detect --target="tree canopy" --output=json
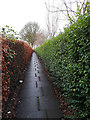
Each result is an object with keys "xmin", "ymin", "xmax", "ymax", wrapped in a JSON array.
[{"xmin": 20, "ymin": 22, "xmax": 40, "ymax": 47}]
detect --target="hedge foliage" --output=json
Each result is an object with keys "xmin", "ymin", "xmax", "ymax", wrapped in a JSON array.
[
  {"xmin": 2, "ymin": 38, "xmax": 33, "ymax": 116},
  {"xmin": 35, "ymin": 15, "xmax": 90, "ymax": 119}
]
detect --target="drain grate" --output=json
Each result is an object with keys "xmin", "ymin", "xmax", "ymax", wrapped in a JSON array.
[
  {"xmin": 45, "ymin": 110, "xmax": 48, "ymax": 118},
  {"xmin": 41, "ymin": 87, "xmax": 44, "ymax": 96},
  {"xmin": 38, "ymin": 76, "xmax": 40, "ymax": 81},
  {"xmin": 36, "ymin": 81, "xmax": 38, "ymax": 88},
  {"xmin": 35, "ymin": 73, "xmax": 37, "ymax": 77},
  {"xmin": 37, "ymin": 96, "xmax": 40, "ymax": 111}
]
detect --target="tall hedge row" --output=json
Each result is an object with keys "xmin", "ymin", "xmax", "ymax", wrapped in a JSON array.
[
  {"xmin": 2, "ymin": 38, "xmax": 33, "ymax": 117},
  {"xmin": 35, "ymin": 15, "xmax": 90, "ymax": 119}
]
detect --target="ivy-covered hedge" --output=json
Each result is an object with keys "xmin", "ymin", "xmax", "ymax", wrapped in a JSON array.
[
  {"xmin": 35, "ymin": 15, "xmax": 90, "ymax": 119},
  {"xmin": 2, "ymin": 38, "xmax": 33, "ymax": 117}
]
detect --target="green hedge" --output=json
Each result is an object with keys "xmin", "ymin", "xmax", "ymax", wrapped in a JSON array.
[{"xmin": 35, "ymin": 15, "xmax": 90, "ymax": 119}]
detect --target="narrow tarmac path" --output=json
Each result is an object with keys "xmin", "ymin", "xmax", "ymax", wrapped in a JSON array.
[{"xmin": 15, "ymin": 52, "xmax": 64, "ymax": 118}]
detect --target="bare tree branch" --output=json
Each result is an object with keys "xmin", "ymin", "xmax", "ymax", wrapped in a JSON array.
[
  {"xmin": 49, "ymin": 5, "xmax": 76, "ymax": 13},
  {"xmin": 20, "ymin": 22, "xmax": 40, "ymax": 47},
  {"xmin": 45, "ymin": 0, "xmax": 88, "ymax": 38},
  {"xmin": 45, "ymin": 4, "xmax": 76, "ymax": 13},
  {"xmin": 62, "ymin": 0, "xmax": 71, "ymax": 19}
]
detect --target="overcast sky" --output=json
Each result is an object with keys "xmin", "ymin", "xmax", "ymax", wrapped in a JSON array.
[
  {"xmin": 0, "ymin": 0, "xmax": 79, "ymax": 34},
  {"xmin": 0, "ymin": 0, "xmax": 47, "ymax": 33}
]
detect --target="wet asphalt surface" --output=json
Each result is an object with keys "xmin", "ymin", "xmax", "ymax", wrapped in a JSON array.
[{"xmin": 15, "ymin": 52, "xmax": 64, "ymax": 118}]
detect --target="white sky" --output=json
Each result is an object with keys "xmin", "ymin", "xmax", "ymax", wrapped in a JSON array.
[
  {"xmin": 0, "ymin": 0, "xmax": 47, "ymax": 33},
  {"xmin": 0, "ymin": 0, "xmax": 81, "ymax": 34}
]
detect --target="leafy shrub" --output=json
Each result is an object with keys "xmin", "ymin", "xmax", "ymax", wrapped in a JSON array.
[
  {"xmin": 35, "ymin": 14, "xmax": 90, "ymax": 119},
  {"xmin": 2, "ymin": 38, "xmax": 33, "ymax": 117}
]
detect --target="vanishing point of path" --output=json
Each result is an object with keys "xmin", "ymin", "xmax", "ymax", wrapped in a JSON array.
[{"xmin": 15, "ymin": 52, "xmax": 64, "ymax": 119}]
